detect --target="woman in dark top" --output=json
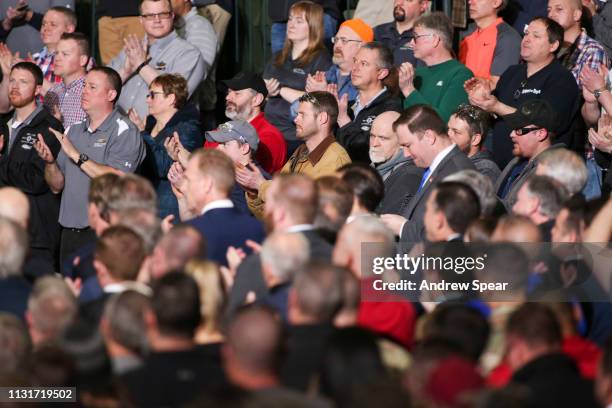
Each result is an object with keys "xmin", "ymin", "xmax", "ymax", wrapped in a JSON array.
[
  {"xmin": 131, "ymin": 74, "xmax": 203, "ymax": 219},
  {"xmin": 263, "ymin": 0, "xmax": 332, "ymax": 156}
]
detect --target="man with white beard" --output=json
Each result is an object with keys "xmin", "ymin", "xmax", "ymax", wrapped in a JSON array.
[
  {"xmin": 219, "ymin": 71, "xmax": 287, "ymax": 174},
  {"xmin": 369, "ymin": 111, "xmax": 422, "ymax": 215}
]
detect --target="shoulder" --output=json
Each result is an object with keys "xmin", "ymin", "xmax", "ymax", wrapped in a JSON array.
[
  {"xmin": 497, "ymin": 22, "xmax": 522, "ymax": 41},
  {"xmin": 374, "ymin": 22, "xmax": 394, "ymax": 36},
  {"xmin": 168, "ymin": 35, "xmax": 201, "ymax": 55},
  {"xmin": 326, "ymin": 142, "xmax": 351, "ymax": 161}
]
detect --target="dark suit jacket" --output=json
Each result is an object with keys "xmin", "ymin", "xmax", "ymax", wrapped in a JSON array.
[
  {"xmin": 0, "ymin": 276, "xmax": 31, "ymax": 320},
  {"xmin": 399, "ymin": 146, "xmax": 475, "ymax": 244},
  {"xmin": 187, "ymin": 206, "xmax": 265, "ymax": 266},
  {"xmin": 376, "ymin": 160, "xmax": 423, "ymax": 215},
  {"xmin": 226, "ymin": 228, "xmax": 332, "ymax": 320}
]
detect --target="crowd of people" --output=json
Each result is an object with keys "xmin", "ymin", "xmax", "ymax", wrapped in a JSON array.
[{"xmin": 1, "ymin": 0, "xmax": 612, "ymax": 406}]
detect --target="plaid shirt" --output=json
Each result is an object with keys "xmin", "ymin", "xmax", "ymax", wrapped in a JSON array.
[
  {"xmin": 43, "ymin": 76, "xmax": 87, "ymax": 128},
  {"xmin": 559, "ymin": 30, "xmax": 610, "ymax": 88},
  {"xmin": 33, "ymin": 47, "xmax": 62, "ymax": 86}
]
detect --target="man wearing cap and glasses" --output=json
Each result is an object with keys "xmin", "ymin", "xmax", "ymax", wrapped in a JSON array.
[
  {"xmin": 219, "ymin": 71, "xmax": 287, "ymax": 174},
  {"xmin": 495, "ymin": 99, "xmax": 566, "ymax": 209},
  {"xmin": 109, "ymin": 0, "xmax": 205, "ymax": 119}
]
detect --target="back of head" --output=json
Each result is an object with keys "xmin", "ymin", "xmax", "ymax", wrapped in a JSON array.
[
  {"xmin": 270, "ymin": 173, "xmax": 318, "ymax": 225},
  {"xmin": 103, "ymin": 290, "xmax": 150, "ymax": 356},
  {"xmin": 525, "ymin": 174, "xmax": 569, "ymax": 220},
  {"xmin": 537, "ymin": 148, "xmax": 587, "ymax": 196},
  {"xmin": 291, "ymin": 261, "xmax": 343, "ymax": 322},
  {"xmin": 340, "ymin": 163, "xmax": 385, "ymax": 213},
  {"xmin": 478, "ymin": 243, "xmax": 529, "ymax": 299},
  {"xmin": 115, "ymin": 208, "xmax": 162, "ymax": 253},
  {"xmin": 415, "ymin": 12, "xmax": 454, "ymax": 52},
  {"xmin": 444, "ymin": 169, "xmax": 497, "ymax": 216},
  {"xmin": 151, "ymin": 271, "xmax": 201, "ymax": 339},
  {"xmin": 225, "ymin": 305, "xmax": 283, "ymax": 375},
  {"xmin": 28, "ymin": 277, "xmax": 77, "ymax": 344},
  {"xmin": 261, "ymin": 231, "xmax": 310, "ymax": 284},
  {"xmin": 0, "ymin": 187, "xmax": 30, "ymax": 229},
  {"xmin": 506, "ymin": 303, "xmax": 562, "ymax": 349},
  {"xmin": 493, "ymin": 214, "xmax": 542, "ymax": 243},
  {"xmin": 422, "ymin": 303, "xmax": 490, "ymax": 362},
  {"xmin": 393, "ymin": 104, "xmax": 448, "ymax": 138},
  {"xmin": 191, "ymin": 149, "xmax": 236, "ymax": 196},
  {"xmin": 314, "ymin": 176, "xmax": 354, "ymax": 233},
  {"xmin": 107, "ymin": 174, "xmax": 157, "ymax": 216},
  {"xmin": 88, "ymin": 173, "xmax": 121, "ymax": 221},
  {"xmin": 432, "ymin": 182, "xmax": 481, "ymax": 235},
  {"xmin": 0, "ymin": 312, "xmax": 31, "ymax": 376},
  {"xmin": 94, "ymin": 225, "xmax": 146, "ymax": 282},
  {"xmin": 155, "ymin": 225, "xmax": 206, "ymax": 278},
  {"xmin": 0, "ymin": 217, "xmax": 28, "ymax": 279}
]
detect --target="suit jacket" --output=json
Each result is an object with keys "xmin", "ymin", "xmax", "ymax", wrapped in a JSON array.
[
  {"xmin": 376, "ymin": 160, "xmax": 423, "ymax": 215},
  {"xmin": 0, "ymin": 276, "xmax": 31, "ymax": 320},
  {"xmin": 187, "ymin": 207, "xmax": 265, "ymax": 266},
  {"xmin": 226, "ymin": 229, "xmax": 332, "ymax": 320},
  {"xmin": 399, "ymin": 145, "xmax": 475, "ymax": 244}
]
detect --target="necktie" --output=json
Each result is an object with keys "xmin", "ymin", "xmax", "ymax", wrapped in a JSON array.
[{"xmin": 418, "ymin": 167, "xmax": 431, "ymax": 192}]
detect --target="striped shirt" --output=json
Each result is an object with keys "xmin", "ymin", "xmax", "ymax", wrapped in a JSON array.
[
  {"xmin": 175, "ymin": 8, "xmax": 218, "ymax": 74},
  {"xmin": 559, "ymin": 30, "xmax": 610, "ymax": 89}
]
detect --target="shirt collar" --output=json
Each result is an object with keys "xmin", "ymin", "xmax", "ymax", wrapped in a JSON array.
[
  {"xmin": 477, "ymin": 17, "xmax": 503, "ymax": 33},
  {"xmin": 428, "ymin": 144, "xmax": 456, "ymax": 176},
  {"xmin": 63, "ymin": 75, "xmax": 86, "ymax": 91},
  {"xmin": 12, "ymin": 105, "xmax": 43, "ymax": 127},
  {"xmin": 104, "ymin": 281, "xmax": 152, "ymax": 296},
  {"xmin": 86, "ymin": 109, "xmax": 119, "ymax": 133},
  {"xmin": 293, "ymin": 136, "xmax": 336, "ymax": 166},
  {"xmin": 285, "ymin": 224, "xmax": 315, "ymax": 233},
  {"xmin": 149, "ymin": 30, "xmax": 178, "ymax": 53},
  {"xmin": 353, "ymin": 87, "xmax": 387, "ymax": 113},
  {"xmin": 201, "ymin": 199, "xmax": 234, "ymax": 215}
]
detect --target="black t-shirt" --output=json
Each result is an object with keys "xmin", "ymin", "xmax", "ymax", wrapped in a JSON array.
[
  {"xmin": 491, "ymin": 59, "xmax": 580, "ymax": 168},
  {"xmin": 263, "ymin": 50, "xmax": 332, "ymax": 141},
  {"xmin": 374, "ymin": 23, "xmax": 418, "ymax": 67}
]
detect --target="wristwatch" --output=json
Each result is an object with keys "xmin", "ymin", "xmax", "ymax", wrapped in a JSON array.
[
  {"xmin": 594, "ymin": 87, "xmax": 607, "ymax": 100},
  {"xmin": 76, "ymin": 153, "xmax": 89, "ymax": 168}
]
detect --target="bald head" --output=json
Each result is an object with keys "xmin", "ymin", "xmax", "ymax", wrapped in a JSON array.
[
  {"xmin": 370, "ymin": 111, "xmax": 402, "ymax": 164},
  {"xmin": 492, "ymin": 215, "xmax": 542, "ymax": 243},
  {"xmin": 151, "ymin": 225, "xmax": 205, "ymax": 279},
  {"xmin": 0, "ymin": 188, "xmax": 29, "ymax": 229},
  {"xmin": 266, "ymin": 174, "xmax": 318, "ymax": 227}
]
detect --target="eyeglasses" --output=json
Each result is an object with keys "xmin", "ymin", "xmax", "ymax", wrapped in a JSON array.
[
  {"xmin": 141, "ymin": 11, "xmax": 173, "ymax": 21},
  {"xmin": 411, "ymin": 33, "xmax": 435, "ymax": 42},
  {"xmin": 146, "ymin": 91, "xmax": 165, "ymax": 99},
  {"xmin": 514, "ymin": 126, "xmax": 542, "ymax": 136},
  {"xmin": 331, "ymin": 36, "xmax": 362, "ymax": 45}
]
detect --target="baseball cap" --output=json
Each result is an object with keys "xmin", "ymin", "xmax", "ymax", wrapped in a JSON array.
[
  {"xmin": 221, "ymin": 71, "xmax": 268, "ymax": 97},
  {"xmin": 339, "ymin": 18, "xmax": 374, "ymax": 42},
  {"xmin": 502, "ymin": 99, "xmax": 558, "ymax": 131},
  {"xmin": 205, "ymin": 120, "xmax": 259, "ymax": 152}
]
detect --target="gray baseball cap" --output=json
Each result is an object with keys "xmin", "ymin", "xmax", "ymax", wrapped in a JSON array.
[{"xmin": 205, "ymin": 120, "xmax": 259, "ymax": 152}]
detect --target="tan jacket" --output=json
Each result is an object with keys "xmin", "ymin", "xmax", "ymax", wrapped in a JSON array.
[{"xmin": 247, "ymin": 137, "xmax": 351, "ymax": 218}]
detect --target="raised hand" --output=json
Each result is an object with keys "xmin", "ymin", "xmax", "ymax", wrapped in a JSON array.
[
  {"xmin": 124, "ymin": 34, "xmax": 147, "ymax": 68},
  {"xmin": 305, "ymin": 71, "xmax": 328, "ymax": 92},
  {"xmin": 264, "ymin": 78, "xmax": 281, "ymax": 97},
  {"xmin": 48, "ymin": 127, "xmax": 78, "ymax": 161},
  {"xmin": 398, "ymin": 62, "xmax": 416, "ymax": 96},
  {"xmin": 164, "ymin": 131, "xmax": 190, "ymax": 167},
  {"xmin": 34, "ymin": 134, "xmax": 55, "ymax": 164},
  {"xmin": 0, "ymin": 43, "xmax": 12, "ymax": 75},
  {"xmin": 464, "ymin": 77, "xmax": 497, "ymax": 112},
  {"xmin": 235, "ymin": 161, "xmax": 266, "ymax": 192},
  {"xmin": 128, "ymin": 108, "xmax": 145, "ymax": 132},
  {"xmin": 168, "ymin": 161, "xmax": 186, "ymax": 198},
  {"xmin": 581, "ymin": 65, "xmax": 607, "ymax": 94},
  {"xmin": 589, "ymin": 113, "xmax": 612, "ymax": 153}
]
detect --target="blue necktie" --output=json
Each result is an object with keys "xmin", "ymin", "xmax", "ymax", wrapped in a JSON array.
[{"xmin": 418, "ymin": 167, "xmax": 431, "ymax": 192}]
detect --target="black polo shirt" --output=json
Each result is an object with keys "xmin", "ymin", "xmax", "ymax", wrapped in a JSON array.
[
  {"xmin": 374, "ymin": 22, "xmax": 418, "ymax": 66},
  {"xmin": 491, "ymin": 59, "xmax": 580, "ymax": 168}
]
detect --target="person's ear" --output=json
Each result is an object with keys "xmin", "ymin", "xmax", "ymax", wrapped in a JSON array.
[
  {"xmin": 93, "ymin": 259, "xmax": 110, "ymax": 283},
  {"xmin": 252, "ymin": 92, "xmax": 265, "ymax": 108},
  {"xmin": 423, "ymin": 129, "xmax": 437, "ymax": 145},
  {"xmin": 34, "ymin": 84, "xmax": 42, "ymax": 97},
  {"xmin": 550, "ymin": 40, "xmax": 560, "ymax": 54},
  {"xmin": 318, "ymin": 111, "xmax": 330, "ymax": 127},
  {"xmin": 107, "ymin": 89, "xmax": 118, "ymax": 103},
  {"xmin": 573, "ymin": 6, "xmax": 583, "ymax": 24},
  {"xmin": 79, "ymin": 55, "xmax": 89, "ymax": 69},
  {"xmin": 377, "ymin": 67, "xmax": 389, "ymax": 81},
  {"xmin": 536, "ymin": 128, "xmax": 549, "ymax": 142},
  {"xmin": 167, "ymin": 93, "xmax": 177, "ymax": 108},
  {"xmin": 471, "ymin": 133, "xmax": 482, "ymax": 147},
  {"xmin": 67, "ymin": 24, "xmax": 76, "ymax": 34}
]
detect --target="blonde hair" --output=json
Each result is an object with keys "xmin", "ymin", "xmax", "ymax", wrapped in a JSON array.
[
  {"xmin": 275, "ymin": 1, "xmax": 326, "ymax": 67},
  {"xmin": 184, "ymin": 260, "xmax": 226, "ymax": 337}
]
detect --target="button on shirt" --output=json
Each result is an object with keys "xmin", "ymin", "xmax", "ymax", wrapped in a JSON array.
[
  {"xmin": 108, "ymin": 31, "xmax": 205, "ymax": 118},
  {"xmin": 57, "ymin": 109, "xmax": 146, "ymax": 228},
  {"xmin": 44, "ymin": 76, "xmax": 87, "ymax": 128}
]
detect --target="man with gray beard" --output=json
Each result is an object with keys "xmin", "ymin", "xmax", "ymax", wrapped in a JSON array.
[{"xmin": 369, "ymin": 111, "xmax": 422, "ymax": 215}]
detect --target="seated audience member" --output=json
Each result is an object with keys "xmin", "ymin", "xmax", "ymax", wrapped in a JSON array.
[
  {"xmin": 1, "ymin": 62, "xmax": 63, "ymax": 278},
  {"xmin": 130, "ymin": 73, "xmax": 202, "ymax": 219},
  {"xmin": 373, "ymin": 0, "xmax": 430, "ymax": 66},
  {"xmin": 444, "ymin": 170, "xmax": 503, "ymax": 217},
  {"xmin": 512, "ymin": 174, "xmax": 569, "ymax": 240},
  {"xmin": 228, "ymin": 174, "xmax": 333, "ymax": 318},
  {"xmin": 535, "ymin": 147, "xmax": 588, "ymax": 196},
  {"xmin": 100, "ymin": 290, "xmax": 150, "ymax": 375},
  {"xmin": 260, "ymin": 231, "xmax": 310, "ymax": 322},
  {"xmin": 368, "ymin": 111, "xmax": 422, "ymax": 215},
  {"xmin": 26, "ymin": 276, "xmax": 77, "ymax": 349},
  {"xmin": 399, "ymin": 12, "xmax": 473, "ymax": 122},
  {"xmin": 492, "ymin": 214, "xmax": 543, "ymax": 243},
  {"xmin": 504, "ymin": 303, "xmax": 600, "ymax": 407},
  {"xmin": 43, "ymin": 32, "xmax": 90, "ymax": 127},
  {"xmin": 184, "ymin": 260, "xmax": 225, "ymax": 346},
  {"xmin": 447, "ymin": 104, "xmax": 501, "ymax": 183},
  {"xmin": 339, "ymin": 163, "xmax": 385, "ymax": 222},
  {"xmin": 220, "ymin": 71, "xmax": 286, "ymax": 173},
  {"xmin": 0, "ymin": 217, "xmax": 30, "ymax": 321},
  {"xmin": 336, "ymin": 41, "xmax": 402, "ymax": 164},
  {"xmin": 263, "ymin": 1, "xmax": 332, "ymax": 154},
  {"xmin": 465, "ymin": 17, "xmax": 580, "ymax": 168},
  {"xmin": 333, "ymin": 216, "xmax": 417, "ymax": 349},
  {"xmin": 0, "ymin": 312, "xmax": 30, "ymax": 376},
  {"xmin": 122, "ymin": 272, "xmax": 225, "ymax": 407},
  {"xmin": 204, "ymin": 120, "xmax": 269, "ymax": 214},
  {"xmin": 380, "ymin": 105, "xmax": 474, "ymax": 244},
  {"xmin": 149, "ymin": 225, "xmax": 205, "ymax": 281},
  {"xmin": 109, "ymin": 0, "xmax": 205, "ymax": 119},
  {"xmin": 79, "ymin": 225, "xmax": 148, "ymax": 325},
  {"xmin": 314, "ymin": 176, "xmax": 354, "ymax": 242},
  {"xmin": 423, "ymin": 181, "xmax": 481, "ymax": 242},
  {"xmin": 495, "ymin": 99, "xmax": 565, "ymax": 209},
  {"xmin": 282, "ymin": 261, "xmax": 342, "ymax": 391},
  {"xmin": 237, "ymin": 91, "xmax": 351, "ymax": 218},
  {"xmin": 169, "ymin": 149, "xmax": 264, "ymax": 266},
  {"xmin": 459, "ymin": 0, "xmax": 521, "ymax": 88}
]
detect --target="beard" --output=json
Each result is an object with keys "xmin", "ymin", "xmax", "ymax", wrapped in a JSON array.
[
  {"xmin": 225, "ymin": 102, "xmax": 251, "ymax": 121},
  {"xmin": 369, "ymin": 149, "xmax": 388, "ymax": 164},
  {"xmin": 332, "ymin": 52, "xmax": 344, "ymax": 66},
  {"xmin": 393, "ymin": 6, "xmax": 406, "ymax": 22},
  {"xmin": 9, "ymin": 92, "xmax": 35, "ymax": 108}
]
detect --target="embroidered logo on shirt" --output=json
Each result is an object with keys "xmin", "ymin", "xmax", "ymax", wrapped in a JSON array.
[
  {"xmin": 293, "ymin": 68, "xmax": 306, "ymax": 75},
  {"xmin": 521, "ymin": 88, "xmax": 542, "ymax": 96},
  {"xmin": 360, "ymin": 116, "xmax": 376, "ymax": 131},
  {"xmin": 124, "ymin": 161, "xmax": 132, "ymax": 168},
  {"xmin": 93, "ymin": 138, "xmax": 107, "ymax": 147},
  {"xmin": 436, "ymin": 81, "xmax": 444, "ymax": 87},
  {"xmin": 20, "ymin": 133, "xmax": 37, "ymax": 150},
  {"xmin": 155, "ymin": 61, "xmax": 167, "ymax": 71}
]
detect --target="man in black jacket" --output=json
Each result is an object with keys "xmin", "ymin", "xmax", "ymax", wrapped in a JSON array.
[
  {"xmin": 336, "ymin": 42, "xmax": 402, "ymax": 164},
  {"xmin": 0, "ymin": 61, "xmax": 63, "ymax": 277}
]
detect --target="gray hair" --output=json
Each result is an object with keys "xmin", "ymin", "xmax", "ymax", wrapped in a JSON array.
[
  {"xmin": 103, "ymin": 290, "xmax": 150, "ymax": 356},
  {"xmin": 525, "ymin": 175, "xmax": 569, "ymax": 219},
  {"xmin": 27, "ymin": 277, "xmax": 77, "ymax": 341},
  {"xmin": 537, "ymin": 148, "xmax": 587, "ymax": 196},
  {"xmin": 261, "ymin": 232, "xmax": 310, "ymax": 283},
  {"xmin": 415, "ymin": 12, "xmax": 453, "ymax": 52},
  {"xmin": 0, "ymin": 217, "xmax": 28, "ymax": 279},
  {"xmin": 444, "ymin": 170, "xmax": 497, "ymax": 216},
  {"xmin": 293, "ymin": 261, "xmax": 343, "ymax": 322}
]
